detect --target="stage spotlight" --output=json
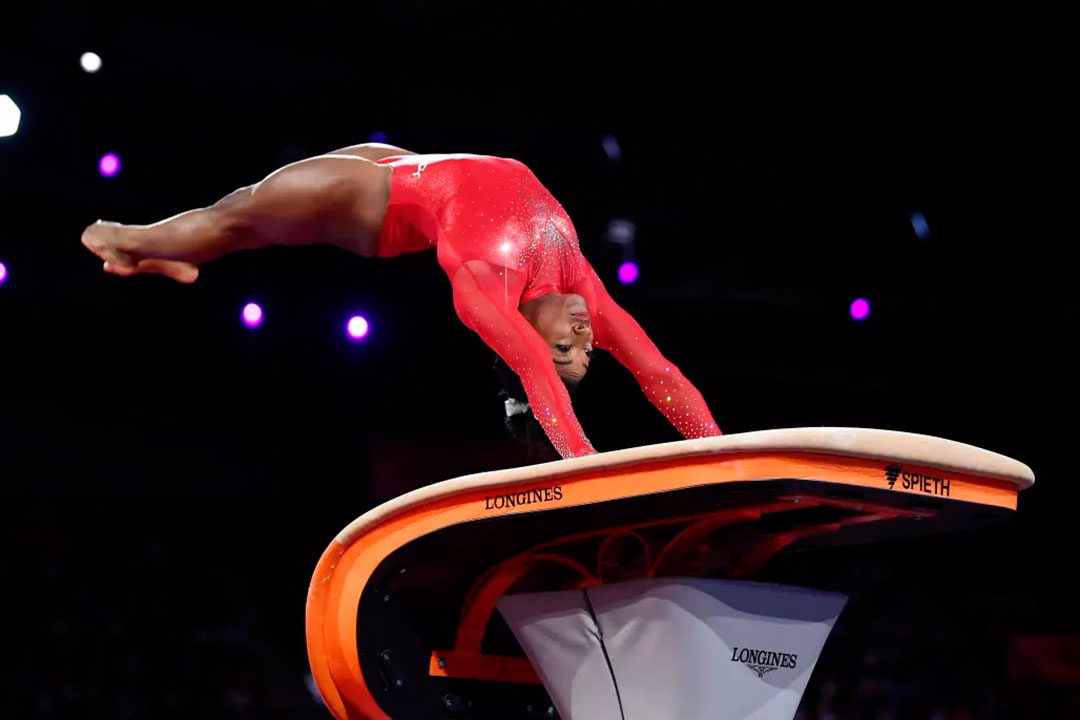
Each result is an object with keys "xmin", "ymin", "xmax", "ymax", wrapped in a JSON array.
[
  {"xmin": 80, "ymin": 52, "xmax": 102, "ymax": 73},
  {"xmin": 347, "ymin": 315, "xmax": 369, "ymax": 340},
  {"xmin": 242, "ymin": 303, "xmax": 263, "ymax": 329},
  {"xmin": 604, "ymin": 218, "xmax": 637, "ymax": 246},
  {"xmin": 911, "ymin": 211, "xmax": 929, "ymax": 240},
  {"xmin": 0, "ymin": 261, "xmax": 8, "ymax": 285},
  {"xmin": 601, "ymin": 134, "xmax": 621, "ymax": 162},
  {"xmin": 0, "ymin": 95, "xmax": 21, "ymax": 138},
  {"xmin": 618, "ymin": 261, "xmax": 639, "ymax": 285},
  {"xmin": 850, "ymin": 298, "xmax": 870, "ymax": 321},
  {"xmin": 99, "ymin": 153, "xmax": 121, "ymax": 178}
]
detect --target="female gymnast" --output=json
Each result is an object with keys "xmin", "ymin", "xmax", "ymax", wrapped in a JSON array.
[{"xmin": 81, "ymin": 143, "xmax": 721, "ymax": 458}]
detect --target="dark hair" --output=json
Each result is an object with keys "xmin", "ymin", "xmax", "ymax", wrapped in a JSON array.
[{"xmin": 492, "ymin": 355, "xmax": 572, "ymax": 464}]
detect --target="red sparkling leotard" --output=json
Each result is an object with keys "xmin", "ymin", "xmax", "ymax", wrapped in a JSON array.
[{"xmin": 375, "ymin": 153, "xmax": 720, "ymax": 457}]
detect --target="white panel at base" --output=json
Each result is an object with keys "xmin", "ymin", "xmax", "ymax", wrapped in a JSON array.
[{"xmin": 499, "ymin": 578, "xmax": 847, "ymax": 720}]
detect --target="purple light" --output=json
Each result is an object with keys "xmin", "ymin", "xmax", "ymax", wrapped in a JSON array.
[
  {"xmin": 99, "ymin": 153, "xmax": 121, "ymax": 178},
  {"xmin": 850, "ymin": 298, "xmax": 871, "ymax": 321},
  {"xmin": 242, "ymin": 302, "xmax": 263, "ymax": 328},
  {"xmin": 601, "ymin": 134, "xmax": 622, "ymax": 162},
  {"xmin": 0, "ymin": 261, "xmax": 7, "ymax": 285},
  {"xmin": 347, "ymin": 315, "xmax": 369, "ymax": 340},
  {"xmin": 910, "ymin": 211, "xmax": 930, "ymax": 240},
  {"xmin": 617, "ymin": 261, "xmax": 639, "ymax": 285},
  {"xmin": 369, "ymin": 131, "xmax": 388, "ymax": 143}
]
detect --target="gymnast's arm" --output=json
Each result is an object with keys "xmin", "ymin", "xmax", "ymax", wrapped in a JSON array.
[
  {"xmin": 447, "ymin": 259, "xmax": 596, "ymax": 458},
  {"xmin": 571, "ymin": 266, "xmax": 721, "ymax": 439}
]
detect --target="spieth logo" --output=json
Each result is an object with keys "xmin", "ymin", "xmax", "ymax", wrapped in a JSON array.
[
  {"xmin": 883, "ymin": 464, "xmax": 951, "ymax": 497},
  {"xmin": 730, "ymin": 646, "xmax": 798, "ymax": 679}
]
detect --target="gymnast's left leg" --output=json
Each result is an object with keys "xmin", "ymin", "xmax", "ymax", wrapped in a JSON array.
[{"xmin": 80, "ymin": 154, "xmax": 392, "ymax": 283}]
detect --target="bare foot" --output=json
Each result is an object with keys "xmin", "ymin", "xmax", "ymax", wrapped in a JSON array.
[
  {"xmin": 81, "ymin": 221, "xmax": 136, "ymax": 273},
  {"xmin": 81, "ymin": 221, "xmax": 199, "ymax": 283}
]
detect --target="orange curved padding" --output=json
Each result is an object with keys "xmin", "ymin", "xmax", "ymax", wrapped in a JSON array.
[{"xmin": 307, "ymin": 442, "xmax": 1027, "ymax": 719}]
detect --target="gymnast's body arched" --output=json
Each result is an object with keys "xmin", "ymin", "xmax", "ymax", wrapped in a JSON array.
[{"xmin": 81, "ymin": 143, "xmax": 720, "ymax": 457}]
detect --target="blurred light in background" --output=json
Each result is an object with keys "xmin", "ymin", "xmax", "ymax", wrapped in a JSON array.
[
  {"xmin": 910, "ymin": 211, "xmax": 929, "ymax": 240},
  {"xmin": 347, "ymin": 315, "xmax": 369, "ymax": 340},
  {"xmin": 850, "ymin": 298, "xmax": 871, "ymax": 321},
  {"xmin": 99, "ymin": 153, "xmax": 121, "ymax": 177},
  {"xmin": 604, "ymin": 218, "xmax": 637, "ymax": 246},
  {"xmin": 370, "ymin": 131, "xmax": 388, "ymax": 143},
  {"xmin": 80, "ymin": 52, "xmax": 102, "ymax": 73},
  {"xmin": 618, "ymin": 261, "xmax": 639, "ymax": 285},
  {"xmin": 0, "ymin": 94, "xmax": 21, "ymax": 138},
  {"xmin": 0, "ymin": 261, "xmax": 8, "ymax": 285},
  {"xmin": 241, "ymin": 303, "xmax": 263, "ymax": 329},
  {"xmin": 601, "ymin": 134, "xmax": 621, "ymax": 162}
]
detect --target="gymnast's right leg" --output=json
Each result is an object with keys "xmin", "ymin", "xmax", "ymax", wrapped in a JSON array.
[{"xmin": 80, "ymin": 155, "xmax": 391, "ymax": 283}]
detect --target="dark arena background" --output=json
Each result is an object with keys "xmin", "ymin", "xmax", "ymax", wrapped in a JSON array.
[{"xmin": 0, "ymin": 2, "xmax": 1072, "ymax": 719}]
